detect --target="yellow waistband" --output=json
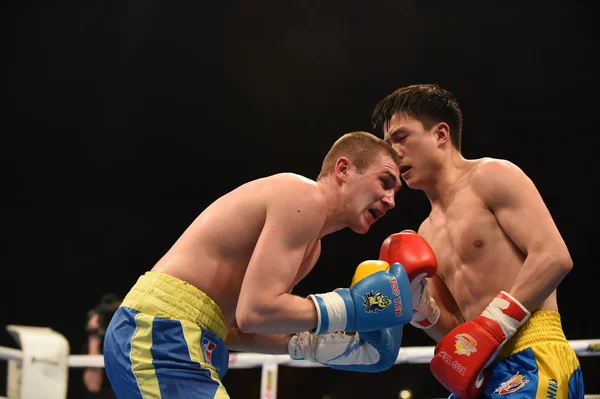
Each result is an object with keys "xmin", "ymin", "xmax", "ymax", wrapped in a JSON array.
[
  {"xmin": 121, "ymin": 271, "xmax": 228, "ymax": 341},
  {"xmin": 499, "ymin": 310, "xmax": 568, "ymax": 359}
]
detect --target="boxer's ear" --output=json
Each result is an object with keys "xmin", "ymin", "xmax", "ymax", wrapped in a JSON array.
[{"xmin": 334, "ymin": 157, "xmax": 351, "ymax": 182}]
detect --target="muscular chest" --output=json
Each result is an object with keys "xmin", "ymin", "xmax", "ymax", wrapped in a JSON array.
[{"xmin": 425, "ymin": 196, "xmax": 501, "ymax": 276}]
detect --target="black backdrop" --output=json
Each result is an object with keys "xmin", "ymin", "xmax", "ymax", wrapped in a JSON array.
[{"xmin": 2, "ymin": 1, "xmax": 599, "ymax": 398}]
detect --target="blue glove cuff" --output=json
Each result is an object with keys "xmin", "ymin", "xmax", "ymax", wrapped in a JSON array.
[{"xmin": 309, "ymin": 290, "xmax": 355, "ymax": 335}]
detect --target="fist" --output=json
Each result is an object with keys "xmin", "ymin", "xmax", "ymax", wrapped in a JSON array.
[
  {"xmin": 379, "ymin": 230, "xmax": 440, "ymax": 328},
  {"xmin": 379, "ymin": 230, "xmax": 437, "ymax": 281}
]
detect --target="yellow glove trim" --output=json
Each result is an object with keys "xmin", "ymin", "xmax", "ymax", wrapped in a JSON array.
[{"xmin": 350, "ymin": 260, "xmax": 390, "ymax": 288}]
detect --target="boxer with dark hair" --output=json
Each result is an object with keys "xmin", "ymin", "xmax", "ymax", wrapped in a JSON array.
[{"xmin": 372, "ymin": 84, "xmax": 584, "ymax": 398}]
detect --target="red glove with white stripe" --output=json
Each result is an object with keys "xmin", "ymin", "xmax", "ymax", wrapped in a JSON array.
[
  {"xmin": 429, "ymin": 291, "xmax": 530, "ymax": 399},
  {"xmin": 379, "ymin": 230, "xmax": 440, "ymax": 329}
]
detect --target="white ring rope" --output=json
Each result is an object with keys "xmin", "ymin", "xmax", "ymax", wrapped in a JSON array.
[
  {"xmin": 1, "ymin": 339, "xmax": 598, "ymax": 368},
  {"xmin": 1, "ymin": 326, "xmax": 598, "ymax": 399}
]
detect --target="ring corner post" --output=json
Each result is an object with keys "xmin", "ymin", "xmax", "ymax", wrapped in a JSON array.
[{"xmin": 6, "ymin": 325, "xmax": 70, "ymax": 399}]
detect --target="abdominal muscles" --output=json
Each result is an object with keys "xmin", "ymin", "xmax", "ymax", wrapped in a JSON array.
[{"xmin": 425, "ymin": 198, "xmax": 557, "ymax": 321}]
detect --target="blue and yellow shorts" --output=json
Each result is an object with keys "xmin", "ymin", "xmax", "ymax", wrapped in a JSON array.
[
  {"xmin": 104, "ymin": 272, "xmax": 230, "ymax": 399},
  {"xmin": 449, "ymin": 311, "xmax": 584, "ymax": 399}
]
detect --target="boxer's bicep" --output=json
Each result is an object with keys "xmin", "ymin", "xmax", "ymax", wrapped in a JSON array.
[
  {"xmin": 472, "ymin": 159, "xmax": 572, "ymax": 312},
  {"xmin": 473, "ymin": 159, "xmax": 566, "ymax": 257},
  {"xmin": 239, "ymin": 190, "xmax": 325, "ymax": 312}
]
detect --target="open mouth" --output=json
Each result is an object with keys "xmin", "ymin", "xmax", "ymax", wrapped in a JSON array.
[
  {"xmin": 400, "ymin": 165, "xmax": 412, "ymax": 175},
  {"xmin": 368, "ymin": 208, "xmax": 382, "ymax": 220}
]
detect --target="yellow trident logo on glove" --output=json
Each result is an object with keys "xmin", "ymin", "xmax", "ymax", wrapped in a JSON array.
[
  {"xmin": 362, "ymin": 290, "xmax": 392, "ymax": 312},
  {"xmin": 350, "ymin": 260, "xmax": 393, "ymax": 313}
]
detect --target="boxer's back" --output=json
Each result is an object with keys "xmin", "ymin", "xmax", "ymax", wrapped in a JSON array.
[{"xmin": 151, "ymin": 172, "xmax": 323, "ymax": 322}]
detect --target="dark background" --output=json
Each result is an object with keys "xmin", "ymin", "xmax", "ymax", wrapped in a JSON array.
[{"xmin": 2, "ymin": 1, "xmax": 599, "ymax": 398}]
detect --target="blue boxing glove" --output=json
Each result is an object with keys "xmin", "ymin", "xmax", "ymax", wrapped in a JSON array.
[
  {"xmin": 309, "ymin": 260, "xmax": 412, "ymax": 335},
  {"xmin": 288, "ymin": 326, "xmax": 403, "ymax": 373}
]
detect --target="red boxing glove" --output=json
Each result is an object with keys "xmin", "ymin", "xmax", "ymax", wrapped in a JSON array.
[
  {"xmin": 379, "ymin": 230, "xmax": 440, "ymax": 328},
  {"xmin": 430, "ymin": 291, "xmax": 531, "ymax": 399}
]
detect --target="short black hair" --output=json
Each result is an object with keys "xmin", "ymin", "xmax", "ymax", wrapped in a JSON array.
[{"xmin": 372, "ymin": 84, "xmax": 463, "ymax": 152}]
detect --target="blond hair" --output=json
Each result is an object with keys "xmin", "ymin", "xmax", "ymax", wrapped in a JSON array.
[{"xmin": 317, "ymin": 131, "xmax": 401, "ymax": 180}]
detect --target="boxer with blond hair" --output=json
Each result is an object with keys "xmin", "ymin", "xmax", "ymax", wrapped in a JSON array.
[{"xmin": 104, "ymin": 131, "xmax": 426, "ymax": 398}]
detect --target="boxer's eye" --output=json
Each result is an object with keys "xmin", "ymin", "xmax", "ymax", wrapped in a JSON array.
[{"xmin": 381, "ymin": 176, "xmax": 395, "ymax": 189}]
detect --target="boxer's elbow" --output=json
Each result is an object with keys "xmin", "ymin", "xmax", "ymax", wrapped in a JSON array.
[
  {"xmin": 551, "ymin": 240, "xmax": 573, "ymax": 276},
  {"xmin": 555, "ymin": 251, "xmax": 573, "ymax": 277},
  {"xmin": 530, "ymin": 237, "xmax": 572, "ymax": 276},
  {"xmin": 540, "ymin": 246, "xmax": 573, "ymax": 280},
  {"xmin": 235, "ymin": 312, "xmax": 261, "ymax": 333},
  {"xmin": 236, "ymin": 300, "xmax": 275, "ymax": 333}
]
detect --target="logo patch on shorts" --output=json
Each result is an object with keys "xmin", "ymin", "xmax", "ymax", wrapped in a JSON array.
[
  {"xmin": 494, "ymin": 371, "xmax": 530, "ymax": 395},
  {"xmin": 362, "ymin": 290, "xmax": 392, "ymax": 312},
  {"xmin": 202, "ymin": 336, "xmax": 217, "ymax": 365}
]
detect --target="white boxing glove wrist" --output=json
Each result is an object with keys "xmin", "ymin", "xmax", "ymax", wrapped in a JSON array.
[
  {"xmin": 288, "ymin": 331, "xmax": 361, "ymax": 363},
  {"xmin": 410, "ymin": 277, "xmax": 440, "ymax": 329}
]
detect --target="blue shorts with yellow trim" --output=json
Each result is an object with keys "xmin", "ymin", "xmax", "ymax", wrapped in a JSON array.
[
  {"xmin": 448, "ymin": 311, "xmax": 584, "ymax": 399},
  {"xmin": 104, "ymin": 272, "xmax": 230, "ymax": 399}
]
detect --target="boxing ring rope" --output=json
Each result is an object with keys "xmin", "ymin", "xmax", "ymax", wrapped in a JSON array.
[{"xmin": 0, "ymin": 325, "xmax": 598, "ymax": 399}]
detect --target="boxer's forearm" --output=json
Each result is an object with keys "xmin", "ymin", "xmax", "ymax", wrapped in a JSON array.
[
  {"xmin": 423, "ymin": 306, "xmax": 464, "ymax": 343},
  {"xmin": 236, "ymin": 294, "xmax": 318, "ymax": 334},
  {"xmin": 507, "ymin": 251, "xmax": 572, "ymax": 313},
  {"xmin": 226, "ymin": 321, "xmax": 292, "ymax": 354}
]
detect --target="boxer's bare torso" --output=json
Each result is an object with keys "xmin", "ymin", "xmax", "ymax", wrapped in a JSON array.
[
  {"xmin": 417, "ymin": 159, "xmax": 558, "ymax": 322},
  {"xmin": 151, "ymin": 173, "xmax": 322, "ymax": 323}
]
